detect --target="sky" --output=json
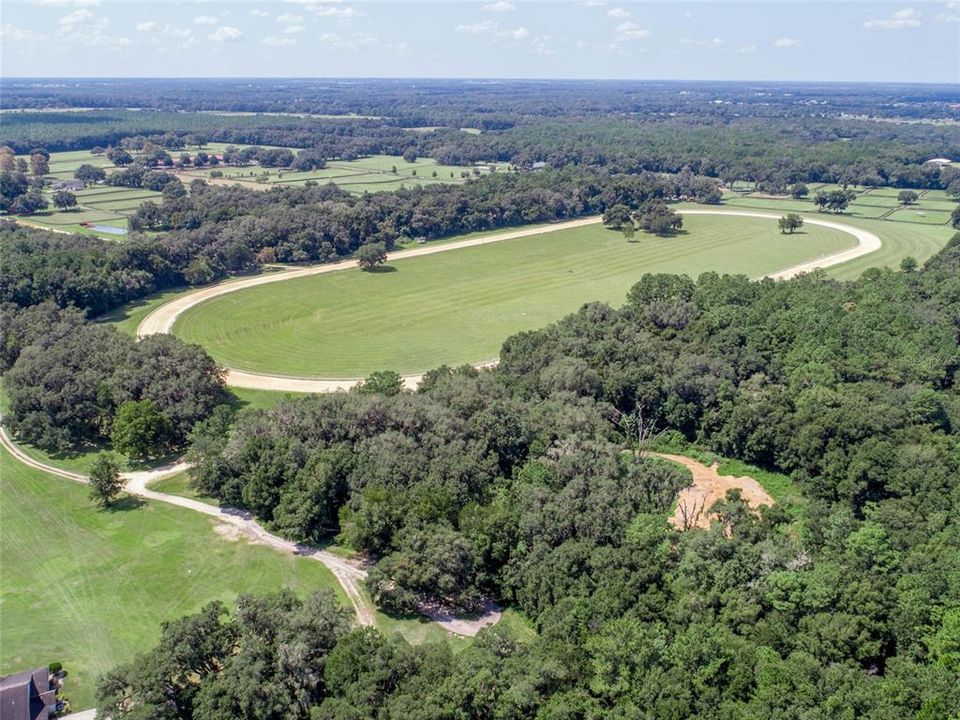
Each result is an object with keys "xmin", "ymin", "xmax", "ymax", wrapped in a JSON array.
[{"xmin": 1, "ymin": 1, "xmax": 958, "ymax": 83}]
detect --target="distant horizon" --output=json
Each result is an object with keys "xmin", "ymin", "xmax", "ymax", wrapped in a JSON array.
[{"xmin": 1, "ymin": 77, "xmax": 957, "ymax": 87}]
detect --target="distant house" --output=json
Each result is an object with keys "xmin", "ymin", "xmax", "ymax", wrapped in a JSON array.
[
  {"xmin": 531, "ymin": 161, "xmax": 548, "ymax": 170},
  {"xmin": 925, "ymin": 158, "xmax": 954, "ymax": 166},
  {"xmin": 52, "ymin": 179, "xmax": 84, "ymax": 191},
  {"xmin": 0, "ymin": 668, "xmax": 57, "ymax": 720}
]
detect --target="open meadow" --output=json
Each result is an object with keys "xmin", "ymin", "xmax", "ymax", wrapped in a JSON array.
[
  {"xmin": 172, "ymin": 213, "xmax": 858, "ymax": 377},
  {"xmin": 0, "ymin": 447, "xmax": 347, "ymax": 711}
]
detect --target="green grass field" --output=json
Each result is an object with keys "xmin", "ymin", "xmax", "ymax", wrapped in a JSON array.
[
  {"xmin": 708, "ymin": 197, "xmax": 955, "ymax": 279},
  {"xmin": 172, "ymin": 214, "xmax": 858, "ymax": 377},
  {"xmin": 0, "ymin": 447, "xmax": 347, "ymax": 711}
]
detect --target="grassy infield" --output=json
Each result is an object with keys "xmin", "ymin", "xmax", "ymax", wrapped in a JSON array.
[{"xmin": 2, "ymin": 180, "xmax": 955, "ymax": 709}]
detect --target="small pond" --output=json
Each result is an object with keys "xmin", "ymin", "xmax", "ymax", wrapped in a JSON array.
[{"xmin": 87, "ymin": 224, "xmax": 128, "ymax": 236}]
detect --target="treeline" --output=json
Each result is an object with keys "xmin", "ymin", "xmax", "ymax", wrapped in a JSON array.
[
  {"xmin": 1, "ymin": 224, "xmax": 228, "ymax": 458},
  {"xmin": 130, "ymin": 168, "xmax": 720, "ymax": 270},
  {"xmin": 0, "ymin": 222, "xmax": 184, "ymax": 317},
  {"xmin": 101, "ymin": 237, "xmax": 960, "ymax": 719},
  {"xmin": 1, "ymin": 303, "xmax": 226, "ymax": 452}
]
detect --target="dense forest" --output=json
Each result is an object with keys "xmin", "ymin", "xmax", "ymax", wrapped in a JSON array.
[{"xmin": 98, "ymin": 235, "xmax": 960, "ymax": 719}]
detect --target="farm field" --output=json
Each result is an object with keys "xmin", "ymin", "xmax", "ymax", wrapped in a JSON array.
[
  {"xmin": 0, "ymin": 446, "xmax": 348, "ymax": 712},
  {"xmin": 173, "ymin": 213, "xmax": 858, "ymax": 378},
  {"xmin": 172, "ymin": 151, "xmax": 509, "ymax": 193}
]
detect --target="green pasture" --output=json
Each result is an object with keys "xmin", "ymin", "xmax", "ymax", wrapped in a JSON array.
[
  {"xmin": 172, "ymin": 152, "xmax": 505, "ymax": 193},
  {"xmin": 0, "ymin": 446, "xmax": 347, "ymax": 712},
  {"xmin": 886, "ymin": 208, "xmax": 955, "ymax": 225},
  {"xmin": 172, "ymin": 214, "xmax": 858, "ymax": 377}
]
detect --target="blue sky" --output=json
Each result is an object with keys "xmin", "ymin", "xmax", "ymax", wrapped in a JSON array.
[{"xmin": 2, "ymin": 1, "xmax": 958, "ymax": 82}]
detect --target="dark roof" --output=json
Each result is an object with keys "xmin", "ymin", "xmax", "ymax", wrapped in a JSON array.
[{"xmin": 0, "ymin": 668, "xmax": 53, "ymax": 720}]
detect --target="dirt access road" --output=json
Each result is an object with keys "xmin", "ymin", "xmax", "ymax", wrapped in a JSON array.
[
  {"xmin": 137, "ymin": 210, "xmax": 881, "ymax": 393},
  {"xmin": 0, "ymin": 422, "xmax": 502, "ymax": 635}
]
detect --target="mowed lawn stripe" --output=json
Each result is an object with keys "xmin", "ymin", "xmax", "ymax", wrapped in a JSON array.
[{"xmin": 174, "ymin": 215, "xmax": 856, "ymax": 377}]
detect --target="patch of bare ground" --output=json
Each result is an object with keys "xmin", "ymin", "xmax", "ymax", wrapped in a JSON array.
[{"xmin": 649, "ymin": 452, "xmax": 774, "ymax": 530}]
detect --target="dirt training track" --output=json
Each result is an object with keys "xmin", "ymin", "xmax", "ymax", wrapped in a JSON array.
[{"xmin": 138, "ymin": 209, "xmax": 881, "ymax": 393}]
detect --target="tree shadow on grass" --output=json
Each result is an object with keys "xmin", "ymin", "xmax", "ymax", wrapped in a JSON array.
[
  {"xmin": 366, "ymin": 265, "xmax": 397, "ymax": 274},
  {"xmin": 105, "ymin": 495, "xmax": 146, "ymax": 513}
]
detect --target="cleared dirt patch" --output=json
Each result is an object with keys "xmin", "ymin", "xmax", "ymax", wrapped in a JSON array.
[{"xmin": 650, "ymin": 452, "xmax": 774, "ymax": 530}]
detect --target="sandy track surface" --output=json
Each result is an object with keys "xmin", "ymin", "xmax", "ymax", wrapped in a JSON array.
[
  {"xmin": 649, "ymin": 452, "xmax": 774, "ymax": 530},
  {"xmin": 679, "ymin": 210, "xmax": 882, "ymax": 280},
  {"xmin": 137, "ymin": 210, "xmax": 880, "ymax": 393}
]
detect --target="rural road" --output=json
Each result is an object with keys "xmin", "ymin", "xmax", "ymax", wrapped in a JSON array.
[
  {"xmin": 0, "ymin": 422, "xmax": 500, "ymax": 636},
  {"xmin": 137, "ymin": 209, "xmax": 881, "ymax": 394}
]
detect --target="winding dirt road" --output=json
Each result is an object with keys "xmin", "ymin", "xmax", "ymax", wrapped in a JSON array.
[
  {"xmin": 137, "ymin": 209, "xmax": 880, "ymax": 393},
  {"xmin": 0, "ymin": 423, "xmax": 502, "ymax": 634}
]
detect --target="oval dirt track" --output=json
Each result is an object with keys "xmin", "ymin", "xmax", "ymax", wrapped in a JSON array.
[{"xmin": 138, "ymin": 210, "xmax": 881, "ymax": 393}]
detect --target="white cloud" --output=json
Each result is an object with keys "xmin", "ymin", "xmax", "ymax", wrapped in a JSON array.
[
  {"xmin": 136, "ymin": 21, "xmax": 192, "ymax": 39},
  {"xmin": 59, "ymin": 8, "xmax": 97, "ymax": 28},
  {"xmin": 317, "ymin": 30, "xmax": 376, "ymax": 50},
  {"xmin": 531, "ymin": 36, "xmax": 556, "ymax": 55},
  {"xmin": 262, "ymin": 35, "xmax": 296, "ymax": 46},
  {"xmin": 616, "ymin": 21, "xmax": 649, "ymax": 39},
  {"xmin": 0, "ymin": 23, "xmax": 49, "ymax": 42},
  {"xmin": 194, "ymin": 15, "xmax": 219, "ymax": 25},
  {"xmin": 681, "ymin": 36, "xmax": 726, "ymax": 48},
  {"xmin": 30, "ymin": 0, "xmax": 100, "ymax": 6},
  {"xmin": 282, "ymin": 24, "xmax": 306, "ymax": 33},
  {"xmin": 292, "ymin": 2, "xmax": 361, "ymax": 19},
  {"xmin": 163, "ymin": 25, "xmax": 193, "ymax": 39},
  {"xmin": 482, "ymin": 1, "xmax": 515, "ymax": 11},
  {"xmin": 499, "ymin": 26, "xmax": 529, "ymax": 40},
  {"xmin": 208, "ymin": 25, "xmax": 243, "ymax": 42},
  {"xmin": 863, "ymin": 7, "xmax": 921, "ymax": 29},
  {"xmin": 250, "ymin": 9, "xmax": 269, "ymax": 17},
  {"xmin": 735, "ymin": 44, "xmax": 757, "ymax": 54},
  {"xmin": 56, "ymin": 7, "xmax": 130, "ymax": 47},
  {"xmin": 607, "ymin": 7, "xmax": 631, "ymax": 18},
  {"xmin": 938, "ymin": 1, "xmax": 960, "ymax": 22},
  {"xmin": 773, "ymin": 36, "xmax": 803, "ymax": 47},
  {"xmin": 455, "ymin": 20, "xmax": 499, "ymax": 34},
  {"xmin": 276, "ymin": 13, "xmax": 303, "ymax": 23},
  {"xmin": 385, "ymin": 40, "xmax": 412, "ymax": 55}
]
